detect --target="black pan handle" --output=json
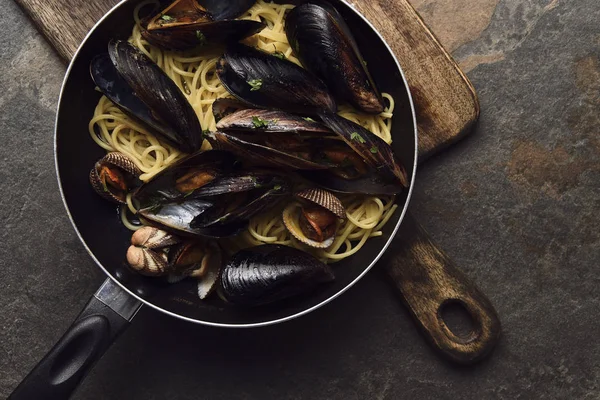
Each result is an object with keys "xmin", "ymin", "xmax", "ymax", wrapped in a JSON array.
[
  {"xmin": 9, "ymin": 278, "xmax": 142, "ymax": 400},
  {"xmin": 382, "ymin": 213, "xmax": 501, "ymax": 365}
]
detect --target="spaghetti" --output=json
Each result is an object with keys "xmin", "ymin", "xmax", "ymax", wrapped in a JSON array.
[{"xmin": 89, "ymin": 0, "xmax": 398, "ymax": 263}]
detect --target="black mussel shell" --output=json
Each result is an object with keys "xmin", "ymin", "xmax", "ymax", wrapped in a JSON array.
[
  {"xmin": 217, "ymin": 109, "xmax": 331, "ymax": 134},
  {"xmin": 216, "ymin": 43, "xmax": 337, "ymax": 116},
  {"xmin": 107, "ymin": 40, "xmax": 203, "ymax": 153},
  {"xmin": 139, "ymin": 198, "xmax": 246, "ymax": 238},
  {"xmin": 220, "ymin": 244, "xmax": 335, "ymax": 306},
  {"xmin": 146, "ymin": 0, "xmax": 211, "ymax": 31},
  {"xmin": 132, "ymin": 150, "xmax": 237, "ymax": 207},
  {"xmin": 91, "ymin": 54, "xmax": 185, "ymax": 150},
  {"xmin": 206, "ymin": 130, "xmax": 333, "ymax": 170},
  {"xmin": 142, "ymin": 20, "xmax": 265, "ymax": 51},
  {"xmin": 212, "ymin": 97, "xmax": 250, "ymax": 122},
  {"xmin": 318, "ymin": 112, "xmax": 408, "ymax": 187},
  {"xmin": 199, "ymin": 0, "xmax": 257, "ymax": 20},
  {"xmin": 286, "ymin": 3, "xmax": 384, "ymax": 114}
]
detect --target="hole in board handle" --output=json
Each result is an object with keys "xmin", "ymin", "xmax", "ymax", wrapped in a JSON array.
[{"xmin": 439, "ymin": 299, "xmax": 478, "ymax": 342}]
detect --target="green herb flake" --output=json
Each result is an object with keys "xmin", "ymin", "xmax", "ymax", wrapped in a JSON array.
[
  {"xmin": 273, "ymin": 184, "xmax": 282, "ymax": 191},
  {"xmin": 160, "ymin": 14, "xmax": 174, "ymax": 21},
  {"xmin": 247, "ymin": 79, "xmax": 263, "ymax": 91},
  {"xmin": 273, "ymin": 51, "xmax": 286, "ymax": 60},
  {"xmin": 350, "ymin": 132, "xmax": 366, "ymax": 144},
  {"xmin": 370, "ymin": 146, "xmax": 378, "ymax": 154},
  {"xmin": 195, "ymin": 30, "xmax": 207, "ymax": 46},
  {"xmin": 303, "ymin": 117, "xmax": 316, "ymax": 122},
  {"xmin": 184, "ymin": 190, "xmax": 195, "ymax": 198},
  {"xmin": 362, "ymin": 60, "xmax": 368, "ymax": 67},
  {"xmin": 252, "ymin": 116, "xmax": 269, "ymax": 129}
]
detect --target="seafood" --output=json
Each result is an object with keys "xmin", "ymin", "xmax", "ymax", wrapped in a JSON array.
[
  {"xmin": 212, "ymin": 97, "xmax": 249, "ymax": 122},
  {"xmin": 216, "ymin": 43, "xmax": 337, "ymax": 115},
  {"xmin": 220, "ymin": 245, "xmax": 335, "ymax": 306},
  {"xmin": 91, "ymin": 41, "xmax": 203, "ymax": 152},
  {"xmin": 216, "ymin": 109, "xmax": 331, "ymax": 134},
  {"xmin": 286, "ymin": 3, "xmax": 384, "ymax": 114},
  {"xmin": 89, "ymin": 152, "xmax": 141, "ymax": 203},
  {"xmin": 283, "ymin": 188, "xmax": 345, "ymax": 248}
]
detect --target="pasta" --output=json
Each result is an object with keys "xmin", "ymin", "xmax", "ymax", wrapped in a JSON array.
[{"xmin": 89, "ymin": 0, "xmax": 398, "ymax": 263}]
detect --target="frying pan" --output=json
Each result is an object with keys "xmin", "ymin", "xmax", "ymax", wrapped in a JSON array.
[{"xmin": 9, "ymin": 0, "xmax": 500, "ymax": 398}]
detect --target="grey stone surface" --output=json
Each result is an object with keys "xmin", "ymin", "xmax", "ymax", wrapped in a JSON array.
[{"xmin": 1, "ymin": 0, "xmax": 599, "ymax": 399}]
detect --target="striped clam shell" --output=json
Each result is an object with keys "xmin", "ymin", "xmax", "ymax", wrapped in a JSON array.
[
  {"xmin": 89, "ymin": 152, "xmax": 141, "ymax": 204},
  {"xmin": 131, "ymin": 226, "xmax": 180, "ymax": 249},
  {"xmin": 282, "ymin": 203, "xmax": 335, "ymax": 249},
  {"xmin": 295, "ymin": 188, "xmax": 346, "ymax": 219}
]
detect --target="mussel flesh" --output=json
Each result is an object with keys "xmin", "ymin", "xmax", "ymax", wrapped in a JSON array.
[
  {"xmin": 318, "ymin": 112, "xmax": 408, "ymax": 187},
  {"xmin": 283, "ymin": 188, "xmax": 345, "ymax": 249},
  {"xmin": 216, "ymin": 43, "xmax": 337, "ymax": 116},
  {"xmin": 216, "ymin": 109, "xmax": 331, "ymax": 134},
  {"xmin": 219, "ymin": 244, "xmax": 335, "ymax": 306},
  {"xmin": 286, "ymin": 3, "xmax": 385, "ymax": 114},
  {"xmin": 89, "ymin": 152, "xmax": 141, "ymax": 203}
]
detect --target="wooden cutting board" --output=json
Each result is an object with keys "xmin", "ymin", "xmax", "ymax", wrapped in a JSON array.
[{"xmin": 13, "ymin": 0, "xmax": 479, "ymax": 161}]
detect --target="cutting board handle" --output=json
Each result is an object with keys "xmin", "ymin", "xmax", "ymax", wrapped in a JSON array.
[{"xmin": 383, "ymin": 213, "xmax": 501, "ymax": 365}]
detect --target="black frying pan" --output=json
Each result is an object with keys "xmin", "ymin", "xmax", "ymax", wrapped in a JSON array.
[{"xmin": 9, "ymin": 0, "xmax": 498, "ymax": 398}]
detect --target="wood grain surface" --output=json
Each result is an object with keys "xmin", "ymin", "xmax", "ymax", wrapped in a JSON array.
[
  {"xmin": 13, "ymin": 0, "xmax": 478, "ymax": 161},
  {"xmin": 383, "ymin": 213, "xmax": 501, "ymax": 364}
]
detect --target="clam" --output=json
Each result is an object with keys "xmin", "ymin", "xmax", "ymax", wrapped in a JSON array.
[
  {"xmin": 91, "ymin": 41, "xmax": 203, "ymax": 153},
  {"xmin": 126, "ymin": 226, "xmax": 182, "ymax": 276},
  {"xmin": 286, "ymin": 3, "xmax": 384, "ymax": 114},
  {"xmin": 219, "ymin": 244, "xmax": 335, "ymax": 306},
  {"xmin": 318, "ymin": 112, "xmax": 408, "ymax": 187},
  {"xmin": 283, "ymin": 188, "xmax": 345, "ymax": 249},
  {"xmin": 216, "ymin": 43, "xmax": 337, "ymax": 116},
  {"xmin": 89, "ymin": 152, "xmax": 141, "ymax": 204}
]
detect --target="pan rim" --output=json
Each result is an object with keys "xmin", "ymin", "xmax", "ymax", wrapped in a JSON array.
[{"xmin": 54, "ymin": 0, "xmax": 419, "ymax": 328}]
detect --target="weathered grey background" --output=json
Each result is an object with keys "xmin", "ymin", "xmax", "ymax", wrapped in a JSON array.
[{"xmin": 1, "ymin": 0, "xmax": 598, "ymax": 398}]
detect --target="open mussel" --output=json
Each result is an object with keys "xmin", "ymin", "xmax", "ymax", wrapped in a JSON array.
[
  {"xmin": 283, "ymin": 188, "xmax": 345, "ymax": 249},
  {"xmin": 91, "ymin": 40, "xmax": 203, "ymax": 153},
  {"xmin": 318, "ymin": 112, "xmax": 408, "ymax": 187},
  {"xmin": 89, "ymin": 152, "xmax": 141, "ymax": 203},
  {"xmin": 286, "ymin": 3, "xmax": 385, "ymax": 114},
  {"xmin": 141, "ymin": 0, "xmax": 264, "ymax": 51},
  {"xmin": 216, "ymin": 43, "xmax": 337, "ymax": 116},
  {"xmin": 212, "ymin": 98, "xmax": 248, "ymax": 122},
  {"xmin": 220, "ymin": 244, "xmax": 335, "ymax": 306}
]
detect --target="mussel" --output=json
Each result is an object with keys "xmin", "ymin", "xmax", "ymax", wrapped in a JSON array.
[
  {"xmin": 212, "ymin": 97, "xmax": 248, "ymax": 122},
  {"xmin": 141, "ymin": 0, "xmax": 264, "ymax": 51},
  {"xmin": 216, "ymin": 43, "xmax": 337, "ymax": 116},
  {"xmin": 283, "ymin": 188, "xmax": 345, "ymax": 249},
  {"xmin": 219, "ymin": 244, "xmax": 335, "ymax": 306},
  {"xmin": 286, "ymin": 3, "xmax": 385, "ymax": 114},
  {"xmin": 91, "ymin": 40, "xmax": 203, "ymax": 153},
  {"xmin": 216, "ymin": 109, "xmax": 331, "ymax": 134},
  {"xmin": 89, "ymin": 152, "xmax": 141, "ymax": 203},
  {"xmin": 133, "ymin": 151, "xmax": 291, "ymax": 237},
  {"xmin": 318, "ymin": 112, "xmax": 408, "ymax": 187}
]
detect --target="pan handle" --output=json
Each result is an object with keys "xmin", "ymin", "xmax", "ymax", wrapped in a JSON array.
[
  {"xmin": 382, "ymin": 213, "xmax": 501, "ymax": 365},
  {"xmin": 9, "ymin": 278, "xmax": 142, "ymax": 400}
]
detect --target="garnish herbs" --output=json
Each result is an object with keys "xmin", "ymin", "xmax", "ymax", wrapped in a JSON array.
[
  {"xmin": 350, "ymin": 132, "xmax": 366, "ymax": 144},
  {"xmin": 273, "ymin": 51, "xmax": 286, "ymax": 60},
  {"xmin": 196, "ymin": 30, "xmax": 207, "ymax": 46},
  {"xmin": 252, "ymin": 116, "xmax": 270, "ymax": 129},
  {"xmin": 370, "ymin": 146, "xmax": 378, "ymax": 154},
  {"xmin": 247, "ymin": 79, "xmax": 263, "ymax": 91},
  {"xmin": 303, "ymin": 117, "xmax": 316, "ymax": 122},
  {"xmin": 273, "ymin": 184, "xmax": 282, "ymax": 191},
  {"xmin": 160, "ymin": 14, "xmax": 174, "ymax": 21}
]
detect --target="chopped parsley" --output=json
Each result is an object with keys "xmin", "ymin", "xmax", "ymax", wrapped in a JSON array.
[
  {"xmin": 370, "ymin": 146, "xmax": 378, "ymax": 154},
  {"xmin": 303, "ymin": 117, "xmax": 316, "ymax": 122},
  {"xmin": 273, "ymin": 51, "xmax": 286, "ymax": 60},
  {"xmin": 362, "ymin": 60, "xmax": 368, "ymax": 67},
  {"xmin": 252, "ymin": 116, "xmax": 269, "ymax": 129},
  {"xmin": 350, "ymin": 132, "xmax": 366, "ymax": 144},
  {"xmin": 160, "ymin": 14, "xmax": 174, "ymax": 22},
  {"xmin": 195, "ymin": 30, "xmax": 207, "ymax": 46},
  {"xmin": 183, "ymin": 190, "xmax": 196, "ymax": 198},
  {"xmin": 273, "ymin": 184, "xmax": 282, "ymax": 191},
  {"xmin": 247, "ymin": 79, "xmax": 263, "ymax": 91}
]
